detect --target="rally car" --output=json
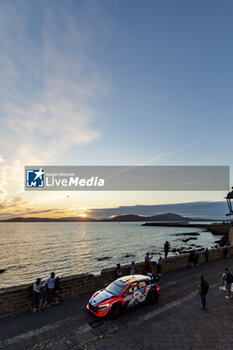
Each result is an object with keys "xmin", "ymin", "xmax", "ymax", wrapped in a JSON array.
[{"xmin": 86, "ymin": 274, "xmax": 160, "ymax": 319}]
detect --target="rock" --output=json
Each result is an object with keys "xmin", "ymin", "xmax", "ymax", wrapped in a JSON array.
[
  {"xmin": 96, "ymin": 257, "xmax": 112, "ymax": 261},
  {"xmin": 182, "ymin": 237, "xmax": 198, "ymax": 242},
  {"xmin": 215, "ymin": 235, "xmax": 228, "ymax": 247}
]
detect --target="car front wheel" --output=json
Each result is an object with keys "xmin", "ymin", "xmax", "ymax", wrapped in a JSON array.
[{"xmin": 108, "ymin": 303, "xmax": 122, "ymax": 319}]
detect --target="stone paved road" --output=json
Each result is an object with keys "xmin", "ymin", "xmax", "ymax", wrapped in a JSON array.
[{"xmin": 1, "ymin": 256, "xmax": 233, "ymax": 349}]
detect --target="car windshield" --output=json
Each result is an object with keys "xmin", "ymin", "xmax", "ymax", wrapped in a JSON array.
[{"xmin": 105, "ymin": 280, "xmax": 127, "ymax": 297}]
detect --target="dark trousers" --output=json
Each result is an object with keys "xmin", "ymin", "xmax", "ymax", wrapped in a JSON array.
[
  {"xmin": 157, "ymin": 265, "xmax": 161, "ymax": 274},
  {"xmin": 165, "ymin": 251, "xmax": 168, "ymax": 259},
  {"xmin": 31, "ymin": 292, "xmax": 39, "ymax": 307},
  {"xmin": 200, "ymin": 293, "xmax": 206, "ymax": 309}
]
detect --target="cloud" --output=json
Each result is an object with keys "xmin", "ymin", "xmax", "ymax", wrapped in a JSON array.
[
  {"xmin": 140, "ymin": 135, "xmax": 216, "ymax": 165},
  {"xmin": 0, "ymin": 1, "xmax": 108, "ymax": 200},
  {"xmin": 0, "ymin": 193, "xmax": 66, "ymax": 219},
  {"xmin": 0, "ymin": 2, "xmax": 106, "ymax": 165}
]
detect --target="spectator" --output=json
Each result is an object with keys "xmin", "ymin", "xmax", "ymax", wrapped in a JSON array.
[
  {"xmin": 204, "ymin": 248, "xmax": 209, "ymax": 262},
  {"xmin": 224, "ymin": 268, "xmax": 233, "ymax": 299},
  {"xmin": 144, "ymin": 253, "xmax": 152, "ymax": 273},
  {"xmin": 194, "ymin": 250, "xmax": 199, "ymax": 267},
  {"xmin": 164, "ymin": 241, "xmax": 170, "ymax": 259},
  {"xmin": 46, "ymin": 272, "xmax": 56, "ymax": 306},
  {"xmin": 157, "ymin": 256, "xmax": 162, "ymax": 276},
  {"xmin": 116, "ymin": 263, "xmax": 122, "ymax": 277},
  {"xmin": 31, "ymin": 278, "xmax": 41, "ymax": 312},
  {"xmin": 223, "ymin": 246, "xmax": 230, "ymax": 258},
  {"xmin": 54, "ymin": 276, "xmax": 63, "ymax": 304},
  {"xmin": 220, "ymin": 267, "xmax": 229, "ymax": 291},
  {"xmin": 38, "ymin": 282, "xmax": 47, "ymax": 312},
  {"xmin": 189, "ymin": 251, "xmax": 195, "ymax": 268},
  {"xmin": 199, "ymin": 275, "xmax": 209, "ymax": 310},
  {"xmin": 130, "ymin": 261, "xmax": 135, "ymax": 275}
]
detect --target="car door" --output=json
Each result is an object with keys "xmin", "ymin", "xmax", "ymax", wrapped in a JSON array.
[
  {"xmin": 123, "ymin": 282, "xmax": 138, "ymax": 308},
  {"xmin": 136, "ymin": 280, "xmax": 150, "ymax": 302}
]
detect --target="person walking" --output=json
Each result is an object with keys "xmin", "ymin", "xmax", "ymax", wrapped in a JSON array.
[
  {"xmin": 224, "ymin": 268, "xmax": 233, "ymax": 299},
  {"xmin": 220, "ymin": 267, "xmax": 228, "ymax": 291},
  {"xmin": 199, "ymin": 275, "xmax": 209, "ymax": 310},
  {"xmin": 157, "ymin": 256, "xmax": 162, "ymax": 276},
  {"xmin": 164, "ymin": 241, "xmax": 170, "ymax": 259}
]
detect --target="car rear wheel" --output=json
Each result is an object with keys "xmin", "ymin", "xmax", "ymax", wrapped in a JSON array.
[
  {"xmin": 149, "ymin": 291, "xmax": 159, "ymax": 304},
  {"xmin": 108, "ymin": 303, "xmax": 122, "ymax": 319}
]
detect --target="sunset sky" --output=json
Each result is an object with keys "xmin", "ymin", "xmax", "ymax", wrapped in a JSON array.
[{"xmin": 0, "ymin": 0, "xmax": 232, "ymax": 219}]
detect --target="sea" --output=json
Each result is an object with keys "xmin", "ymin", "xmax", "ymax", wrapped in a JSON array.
[{"xmin": 0, "ymin": 221, "xmax": 222, "ymax": 289}]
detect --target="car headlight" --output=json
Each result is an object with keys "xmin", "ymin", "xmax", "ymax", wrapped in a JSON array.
[{"xmin": 98, "ymin": 303, "xmax": 110, "ymax": 310}]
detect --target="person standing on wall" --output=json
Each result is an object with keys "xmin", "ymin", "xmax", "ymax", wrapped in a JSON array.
[
  {"xmin": 164, "ymin": 241, "xmax": 170, "ymax": 259},
  {"xmin": 144, "ymin": 253, "xmax": 152, "ymax": 273}
]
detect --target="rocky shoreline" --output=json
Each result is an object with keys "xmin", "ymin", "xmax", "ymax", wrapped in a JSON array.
[
  {"xmin": 167, "ymin": 231, "xmax": 228, "ymax": 256},
  {"xmin": 142, "ymin": 222, "xmax": 230, "ymax": 256}
]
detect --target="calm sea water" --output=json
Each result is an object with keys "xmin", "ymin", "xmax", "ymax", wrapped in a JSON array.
[{"xmin": 0, "ymin": 222, "xmax": 222, "ymax": 289}]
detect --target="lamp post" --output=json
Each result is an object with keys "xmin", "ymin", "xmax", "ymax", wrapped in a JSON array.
[{"xmin": 226, "ymin": 187, "xmax": 233, "ymax": 223}]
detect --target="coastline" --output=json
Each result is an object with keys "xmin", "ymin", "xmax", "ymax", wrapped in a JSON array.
[
  {"xmin": 1, "ymin": 245, "xmax": 232, "ymax": 316},
  {"xmin": 142, "ymin": 222, "xmax": 230, "ymax": 235},
  {"xmin": 0, "ymin": 222, "xmax": 228, "ymax": 289}
]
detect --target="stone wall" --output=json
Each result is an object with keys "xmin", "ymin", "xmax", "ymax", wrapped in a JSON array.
[
  {"xmin": 210, "ymin": 223, "xmax": 230, "ymax": 235},
  {"xmin": 1, "ymin": 245, "xmax": 233, "ymax": 316}
]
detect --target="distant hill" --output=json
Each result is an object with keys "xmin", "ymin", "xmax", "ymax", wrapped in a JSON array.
[
  {"xmin": 0, "ymin": 212, "xmax": 209, "ymax": 223},
  {"xmin": 108, "ymin": 214, "xmax": 145, "ymax": 221},
  {"xmin": 150, "ymin": 213, "xmax": 191, "ymax": 221},
  {"xmin": 1, "ymin": 216, "xmax": 96, "ymax": 222},
  {"xmin": 108, "ymin": 212, "xmax": 191, "ymax": 222}
]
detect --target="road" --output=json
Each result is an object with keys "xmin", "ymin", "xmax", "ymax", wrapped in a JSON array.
[{"xmin": 1, "ymin": 256, "xmax": 233, "ymax": 349}]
